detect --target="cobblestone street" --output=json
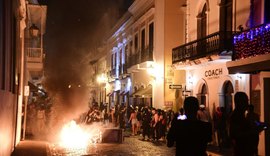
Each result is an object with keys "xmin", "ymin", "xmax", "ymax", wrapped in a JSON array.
[
  {"xmin": 48, "ymin": 132, "xmax": 228, "ymax": 156},
  {"xmin": 49, "ymin": 135, "xmax": 175, "ymax": 156}
]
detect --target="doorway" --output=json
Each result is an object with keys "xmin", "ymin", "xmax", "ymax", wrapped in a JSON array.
[
  {"xmin": 223, "ymin": 81, "xmax": 233, "ymax": 116},
  {"xmin": 263, "ymin": 77, "xmax": 270, "ymax": 156}
]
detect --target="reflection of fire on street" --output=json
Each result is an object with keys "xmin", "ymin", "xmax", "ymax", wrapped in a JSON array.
[{"xmin": 51, "ymin": 120, "xmax": 102, "ymax": 155}]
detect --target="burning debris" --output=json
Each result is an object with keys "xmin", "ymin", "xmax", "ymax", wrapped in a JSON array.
[{"xmin": 50, "ymin": 120, "xmax": 102, "ymax": 155}]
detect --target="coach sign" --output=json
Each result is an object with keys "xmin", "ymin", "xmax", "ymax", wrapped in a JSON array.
[{"xmin": 204, "ymin": 68, "xmax": 223, "ymax": 79}]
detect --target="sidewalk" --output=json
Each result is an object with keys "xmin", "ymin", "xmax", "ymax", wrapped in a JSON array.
[{"xmin": 11, "ymin": 140, "xmax": 49, "ymax": 156}]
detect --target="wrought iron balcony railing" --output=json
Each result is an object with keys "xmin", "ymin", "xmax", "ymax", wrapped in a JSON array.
[
  {"xmin": 126, "ymin": 47, "xmax": 153, "ymax": 68},
  {"xmin": 172, "ymin": 31, "xmax": 233, "ymax": 64},
  {"xmin": 26, "ymin": 47, "xmax": 43, "ymax": 63},
  {"xmin": 141, "ymin": 46, "xmax": 153, "ymax": 62},
  {"xmin": 119, "ymin": 64, "xmax": 127, "ymax": 75},
  {"xmin": 127, "ymin": 53, "xmax": 139, "ymax": 68},
  {"xmin": 233, "ymin": 23, "xmax": 270, "ymax": 60},
  {"xmin": 110, "ymin": 67, "xmax": 117, "ymax": 78}
]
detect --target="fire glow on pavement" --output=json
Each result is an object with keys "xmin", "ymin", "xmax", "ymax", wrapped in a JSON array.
[{"xmin": 50, "ymin": 120, "xmax": 102, "ymax": 155}]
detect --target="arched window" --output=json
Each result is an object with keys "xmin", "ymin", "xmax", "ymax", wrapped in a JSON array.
[
  {"xmin": 197, "ymin": 83, "xmax": 208, "ymax": 107},
  {"xmin": 223, "ymin": 81, "xmax": 233, "ymax": 115},
  {"xmin": 197, "ymin": 4, "xmax": 207, "ymax": 55},
  {"xmin": 219, "ymin": 0, "xmax": 232, "ymax": 32},
  {"xmin": 197, "ymin": 4, "xmax": 207, "ymax": 39},
  {"xmin": 200, "ymin": 83, "xmax": 208, "ymax": 106}
]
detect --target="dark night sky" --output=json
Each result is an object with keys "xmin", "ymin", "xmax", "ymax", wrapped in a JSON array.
[{"xmin": 39, "ymin": 0, "xmax": 133, "ymax": 94}]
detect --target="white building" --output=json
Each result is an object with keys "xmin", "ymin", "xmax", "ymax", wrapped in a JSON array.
[
  {"xmin": 105, "ymin": 0, "xmax": 186, "ymax": 110},
  {"xmin": 172, "ymin": 0, "xmax": 269, "ymax": 155}
]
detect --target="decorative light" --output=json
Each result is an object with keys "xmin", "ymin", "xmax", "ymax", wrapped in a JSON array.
[{"xmin": 233, "ymin": 23, "xmax": 270, "ymax": 60}]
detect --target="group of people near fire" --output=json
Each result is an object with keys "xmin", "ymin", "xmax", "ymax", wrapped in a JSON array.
[{"xmin": 80, "ymin": 91, "xmax": 267, "ymax": 156}]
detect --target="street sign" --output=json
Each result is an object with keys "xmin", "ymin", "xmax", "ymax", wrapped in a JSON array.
[
  {"xmin": 24, "ymin": 86, "xmax": 29, "ymax": 96},
  {"xmin": 169, "ymin": 84, "xmax": 182, "ymax": 89}
]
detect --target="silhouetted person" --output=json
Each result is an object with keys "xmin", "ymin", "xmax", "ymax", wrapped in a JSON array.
[
  {"xmin": 167, "ymin": 96, "xmax": 212, "ymax": 156},
  {"xmin": 229, "ymin": 92, "xmax": 264, "ymax": 156},
  {"xmin": 246, "ymin": 104, "xmax": 260, "ymax": 156},
  {"xmin": 141, "ymin": 107, "xmax": 151, "ymax": 140},
  {"xmin": 213, "ymin": 106, "xmax": 227, "ymax": 150},
  {"xmin": 197, "ymin": 104, "xmax": 211, "ymax": 122}
]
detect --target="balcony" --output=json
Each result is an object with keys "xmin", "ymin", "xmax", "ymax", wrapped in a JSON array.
[
  {"xmin": 172, "ymin": 31, "xmax": 233, "ymax": 64},
  {"xmin": 119, "ymin": 64, "xmax": 128, "ymax": 76},
  {"xmin": 233, "ymin": 23, "xmax": 270, "ymax": 60},
  {"xmin": 126, "ymin": 47, "xmax": 153, "ymax": 69},
  {"xmin": 141, "ymin": 46, "xmax": 153, "ymax": 62},
  {"xmin": 26, "ymin": 47, "xmax": 44, "ymax": 71},
  {"xmin": 110, "ymin": 67, "xmax": 117, "ymax": 78},
  {"xmin": 127, "ymin": 53, "xmax": 139, "ymax": 68},
  {"xmin": 227, "ymin": 23, "xmax": 270, "ymax": 74}
]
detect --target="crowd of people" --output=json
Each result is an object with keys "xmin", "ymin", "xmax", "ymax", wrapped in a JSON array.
[
  {"xmin": 81, "ymin": 92, "xmax": 268, "ymax": 156},
  {"xmin": 78, "ymin": 103, "xmax": 175, "ymax": 142},
  {"xmin": 167, "ymin": 92, "xmax": 268, "ymax": 156},
  {"xmin": 25, "ymin": 91, "xmax": 268, "ymax": 155}
]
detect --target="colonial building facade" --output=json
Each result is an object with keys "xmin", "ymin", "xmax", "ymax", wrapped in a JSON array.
[
  {"xmin": 91, "ymin": 0, "xmax": 269, "ymax": 154},
  {"xmin": 172, "ymin": 0, "xmax": 269, "ymax": 155},
  {"xmin": 103, "ymin": 0, "xmax": 186, "ymax": 110},
  {"xmin": 226, "ymin": 0, "xmax": 270, "ymax": 154},
  {"xmin": 0, "ymin": 0, "xmax": 47, "ymax": 155}
]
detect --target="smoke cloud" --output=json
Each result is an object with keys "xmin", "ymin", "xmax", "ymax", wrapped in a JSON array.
[{"xmin": 41, "ymin": 0, "xmax": 133, "ymax": 132}]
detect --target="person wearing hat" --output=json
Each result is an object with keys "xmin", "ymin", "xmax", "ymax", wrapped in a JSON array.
[{"xmin": 197, "ymin": 104, "xmax": 211, "ymax": 122}]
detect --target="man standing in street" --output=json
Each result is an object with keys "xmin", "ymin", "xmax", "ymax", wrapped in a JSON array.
[
  {"xmin": 229, "ymin": 92, "xmax": 264, "ymax": 156},
  {"xmin": 167, "ymin": 96, "xmax": 212, "ymax": 156}
]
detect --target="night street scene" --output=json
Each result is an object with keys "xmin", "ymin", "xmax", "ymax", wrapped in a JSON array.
[{"xmin": 1, "ymin": 0, "xmax": 270, "ymax": 155}]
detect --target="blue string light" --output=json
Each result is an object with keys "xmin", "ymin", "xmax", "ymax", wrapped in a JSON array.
[{"xmin": 234, "ymin": 23, "xmax": 270, "ymax": 60}]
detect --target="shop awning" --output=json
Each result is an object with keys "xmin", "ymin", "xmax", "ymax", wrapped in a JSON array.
[
  {"xmin": 132, "ymin": 85, "xmax": 152, "ymax": 98},
  {"xmin": 226, "ymin": 53, "xmax": 270, "ymax": 74}
]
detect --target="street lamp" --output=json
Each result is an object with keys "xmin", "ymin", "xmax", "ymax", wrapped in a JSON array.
[{"xmin": 29, "ymin": 24, "xmax": 39, "ymax": 37}]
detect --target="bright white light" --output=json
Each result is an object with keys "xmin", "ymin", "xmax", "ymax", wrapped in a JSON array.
[
  {"xmin": 58, "ymin": 121, "xmax": 102, "ymax": 155},
  {"xmin": 115, "ymin": 80, "xmax": 121, "ymax": 91},
  {"xmin": 59, "ymin": 121, "xmax": 91, "ymax": 149},
  {"xmin": 236, "ymin": 73, "xmax": 243, "ymax": 79},
  {"xmin": 97, "ymin": 74, "xmax": 107, "ymax": 84},
  {"xmin": 147, "ymin": 63, "xmax": 164, "ymax": 82}
]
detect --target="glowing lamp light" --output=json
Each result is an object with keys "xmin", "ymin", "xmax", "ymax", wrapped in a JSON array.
[
  {"xmin": 147, "ymin": 65, "xmax": 155, "ymax": 76},
  {"xmin": 147, "ymin": 63, "xmax": 164, "ymax": 83},
  {"xmin": 97, "ymin": 74, "xmax": 107, "ymax": 84},
  {"xmin": 188, "ymin": 76, "xmax": 194, "ymax": 85},
  {"xmin": 236, "ymin": 73, "xmax": 243, "ymax": 80}
]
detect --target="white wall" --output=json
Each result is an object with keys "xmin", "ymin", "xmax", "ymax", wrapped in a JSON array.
[{"xmin": 186, "ymin": 62, "xmax": 250, "ymax": 117}]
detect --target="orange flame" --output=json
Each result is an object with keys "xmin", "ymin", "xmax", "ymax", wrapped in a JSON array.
[
  {"xmin": 59, "ymin": 120, "xmax": 102, "ymax": 151},
  {"xmin": 59, "ymin": 120, "xmax": 90, "ymax": 149}
]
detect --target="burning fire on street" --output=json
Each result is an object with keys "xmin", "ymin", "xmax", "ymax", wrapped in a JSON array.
[{"xmin": 50, "ymin": 120, "xmax": 102, "ymax": 155}]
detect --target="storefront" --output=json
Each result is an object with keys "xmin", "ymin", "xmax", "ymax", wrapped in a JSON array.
[
  {"xmin": 186, "ymin": 62, "xmax": 249, "ymax": 121},
  {"xmin": 130, "ymin": 69, "xmax": 153, "ymax": 108},
  {"xmin": 226, "ymin": 22, "xmax": 270, "ymax": 155},
  {"xmin": 227, "ymin": 55, "xmax": 270, "ymax": 155}
]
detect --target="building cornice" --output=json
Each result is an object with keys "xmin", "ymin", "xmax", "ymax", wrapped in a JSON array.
[{"xmin": 129, "ymin": 0, "xmax": 154, "ymax": 19}]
